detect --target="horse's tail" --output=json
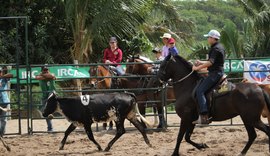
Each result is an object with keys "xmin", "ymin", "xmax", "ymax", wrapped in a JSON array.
[{"xmin": 262, "ymin": 89, "xmax": 270, "ymax": 112}]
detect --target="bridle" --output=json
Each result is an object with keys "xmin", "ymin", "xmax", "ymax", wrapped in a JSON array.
[
  {"xmin": 160, "ymin": 56, "xmax": 194, "ymax": 85},
  {"xmin": 90, "ymin": 66, "xmax": 112, "ymax": 88}
]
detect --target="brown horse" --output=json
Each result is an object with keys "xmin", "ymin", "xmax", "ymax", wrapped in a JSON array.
[
  {"xmin": 126, "ymin": 55, "xmax": 175, "ymax": 128},
  {"xmin": 126, "ymin": 55, "xmax": 153, "ymax": 75},
  {"xmin": 157, "ymin": 55, "xmax": 270, "ymax": 156}
]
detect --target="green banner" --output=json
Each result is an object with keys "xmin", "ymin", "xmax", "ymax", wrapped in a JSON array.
[
  {"xmin": 10, "ymin": 66, "xmax": 90, "ymax": 84},
  {"xmin": 224, "ymin": 59, "xmax": 244, "ymax": 73}
]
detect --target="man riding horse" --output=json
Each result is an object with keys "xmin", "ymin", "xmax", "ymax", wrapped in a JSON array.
[{"xmin": 192, "ymin": 29, "xmax": 225, "ymax": 125}]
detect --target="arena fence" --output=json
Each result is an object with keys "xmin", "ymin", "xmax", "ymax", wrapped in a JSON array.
[{"xmin": 24, "ymin": 58, "xmax": 270, "ymax": 134}]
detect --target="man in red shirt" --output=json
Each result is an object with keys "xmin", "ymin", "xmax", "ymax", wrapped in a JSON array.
[{"xmin": 103, "ymin": 37, "xmax": 125, "ymax": 75}]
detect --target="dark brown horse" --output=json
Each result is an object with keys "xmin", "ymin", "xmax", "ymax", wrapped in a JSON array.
[
  {"xmin": 126, "ymin": 55, "xmax": 175, "ymax": 128},
  {"xmin": 157, "ymin": 55, "xmax": 270, "ymax": 156}
]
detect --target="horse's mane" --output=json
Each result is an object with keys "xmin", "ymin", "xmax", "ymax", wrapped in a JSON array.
[
  {"xmin": 173, "ymin": 55, "xmax": 201, "ymax": 78},
  {"xmin": 174, "ymin": 55, "xmax": 193, "ymax": 70}
]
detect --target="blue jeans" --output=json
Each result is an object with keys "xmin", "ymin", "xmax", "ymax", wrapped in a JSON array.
[
  {"xmin": 196, "ymin": 71, "xmax": 223, "ymax": 114},
  {"xmin": 0, "ymin": 104, "xmax": 9, "ymax": 136},
  {"xmin": 115, "ymin": 65, "xmax": 125, "ymax": 75}
]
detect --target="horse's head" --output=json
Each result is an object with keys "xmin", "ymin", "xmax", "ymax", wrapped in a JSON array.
[
  {"xmin": 88, "ymin": 66, "xmax": 99, "ymax": 88},
  {"xmin": 157, "ymin": 55, "xmax": 196, "ymax": 84},
  {"xmin": 42, "ymin": 92, "xmax": 58, "ymax": 118},
  {"xmin": 88, "ymin": 65, "xmax": 112, "ymax": 89}
]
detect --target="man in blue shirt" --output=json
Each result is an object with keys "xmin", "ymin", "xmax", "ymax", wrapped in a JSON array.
[{"xmin": 0, "ymin": 66, "xmax": 13, "ymax": 136}]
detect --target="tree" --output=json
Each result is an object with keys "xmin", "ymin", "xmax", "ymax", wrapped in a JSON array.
[{"xmin": 237, "ymin": 0, "xmax": 270, "ymax": 57}]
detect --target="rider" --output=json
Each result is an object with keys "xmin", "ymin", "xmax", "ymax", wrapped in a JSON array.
[
  {"xmin": 192, "ymin": 29, "xmax": 225, "ymax": 125},
  {"xmin": 103, "ymin": 37, "xmax": 125, "ymax": 75}
]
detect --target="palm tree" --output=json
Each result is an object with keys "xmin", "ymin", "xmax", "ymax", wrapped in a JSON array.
[
  {"xmin": 65, "ymin": 0, "xmax": 151, "ymax": 63},
  {"xmin": 237, "ymin": 0, "xmax": 270, "ymax": 57}
]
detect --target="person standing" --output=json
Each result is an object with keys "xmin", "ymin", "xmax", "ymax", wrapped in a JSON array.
[
  {"xmin": 35, "ymin": 65, "xmax": 56, "ymax": 131},
  {"xmin": 192, "ymin": 29, "xmax": 225, "ymax": 125},
  {"xmin": 0, "ymin": 66, "xmax": 13, "ymax": 136},
  {"xmin": 146, "ymin": 47, "xmax": 164, "ymax": 100},
  {"xmin": 103, "ymin": 37, "xmax": 125, "ymax": 75},
  {"xmin": 160, "ymin": 33, "xmax": 171, "ymax": 58}
]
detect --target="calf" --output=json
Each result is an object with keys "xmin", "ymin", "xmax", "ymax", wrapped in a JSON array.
[{"xmin": 42, "ymin": 92, "xmax": 152, "ymax": 151}]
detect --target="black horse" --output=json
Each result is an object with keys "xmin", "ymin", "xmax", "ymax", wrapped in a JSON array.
[{"xmin": 157, "ymin": 55, "xmax": 270, "ymax": 156}]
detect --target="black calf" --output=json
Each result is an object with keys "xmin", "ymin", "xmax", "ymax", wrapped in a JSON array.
[{"xmin": 43, "ymin": 92, "xmax": 152, "ymax": 151}]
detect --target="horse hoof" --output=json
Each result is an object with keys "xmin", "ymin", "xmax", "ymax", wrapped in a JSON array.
[
  {"xmin": 108, "ymin": 127, "xmax": 113, "ymax": 131},
  {"xmin": 104, "ymin": 147, "xmax": 110, "ymax": 152}
]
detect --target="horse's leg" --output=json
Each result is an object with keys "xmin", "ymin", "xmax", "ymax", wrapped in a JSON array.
[
  {"xmin": 84, "ymin": 123, "xmax": 103, "ymax": 151},
  {"xmin": 240, "ymin": 124, "xmax": 257, "ymax": 155},
  {"xmin": 153, "ymin": 106, "xmax": 158, "ymax": 127},
  {"xmin": 253, "ymin": 120, "xmax": 270, "ymax": 153},
  {"xmin": 156, "ymin": 103, "xmax": 165, "ymax": 129},
  {"xmin": 104, "ymin": 119, "xmax": 126, "ymax": 151},
  {"xmin": 108, "ymin": 121, "xmax": 113, "ymax": 130},
  {"xmin": 172, "ymin": 120, "xmax": 188, "ymax": 156},
  {"xmin": 185, "ymin": 123, "xmax": 208, "ymax": 149},
  {"xmin": 103, "ymin": 123, "xmax": 107, "ymax": 130},
  {"xmin": 0, "ymin": 136, "xmax": 10, "ymax": 151},
  {"xmin": 59, "ymin": 123, "xmax": 77, "ymax": 150}
]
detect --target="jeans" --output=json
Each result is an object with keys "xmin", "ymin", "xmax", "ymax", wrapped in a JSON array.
[
  {"xmin": 0, "ymin": 104, "xmax": 9, "ymax": 136},
  {"xmin": 41, "ymin": 99, "xmax": 53, "ymax": 131},
  {"xmin": 115, "ymin": 65, "xmax": 125, "ymax": 75},
  {"xmin": 196, "ymin": 71, "xmax": 223, "ymax": 114}
]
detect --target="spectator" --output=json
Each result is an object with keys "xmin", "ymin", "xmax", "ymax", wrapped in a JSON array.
[
  {"xmin": 146, "ymin": 47, "xmax": 164, "ymax": 100},
  {"xmin": 0, "ymin": 66, "xmax": 13, "ymax": 136},
  {"xmin": 103, "ymin": 37, "xmax": 125, "ymax": 75},
  {"xmin": 35, "ymin": 65, "xmax": 56, "ymax": 132},
  {"xmin": 160, "ymin": 33, "xmax": 171, "ymax": 58},
  {"xmin": 167, "ymin": 38, "xmax": 179, "ymax": 57}
]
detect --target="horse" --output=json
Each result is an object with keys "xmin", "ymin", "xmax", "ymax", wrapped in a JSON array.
[
  {"xmin": 126, "ymin": 55, "xmax": 153, "ymax": 75},
  {"xmin": 126, "ymin": 55, "xmax": 176, "ymax": 128},
  {"xmin": 157, "ymin": 55, "xmax": 270, "ymax": 156}
]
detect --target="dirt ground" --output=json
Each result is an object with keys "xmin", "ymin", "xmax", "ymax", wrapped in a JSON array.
[{"xmin": 1, "ymin": 114, "xmax": 269, "ymax": 156}]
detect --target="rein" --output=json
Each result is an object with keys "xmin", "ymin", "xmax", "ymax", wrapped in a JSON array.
[
  {"xmin": 93, "ymin": 66, "xmax": 112, "ymax": 87},
  {"xmin": 172, "ymin": 70, "xmax": 194, "ymax": 84}
]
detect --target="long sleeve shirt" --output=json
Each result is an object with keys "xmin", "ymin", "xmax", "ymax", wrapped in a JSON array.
[{"xmin": 103, "ymin": 47, "xmax": 123, "ymax": 66}]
